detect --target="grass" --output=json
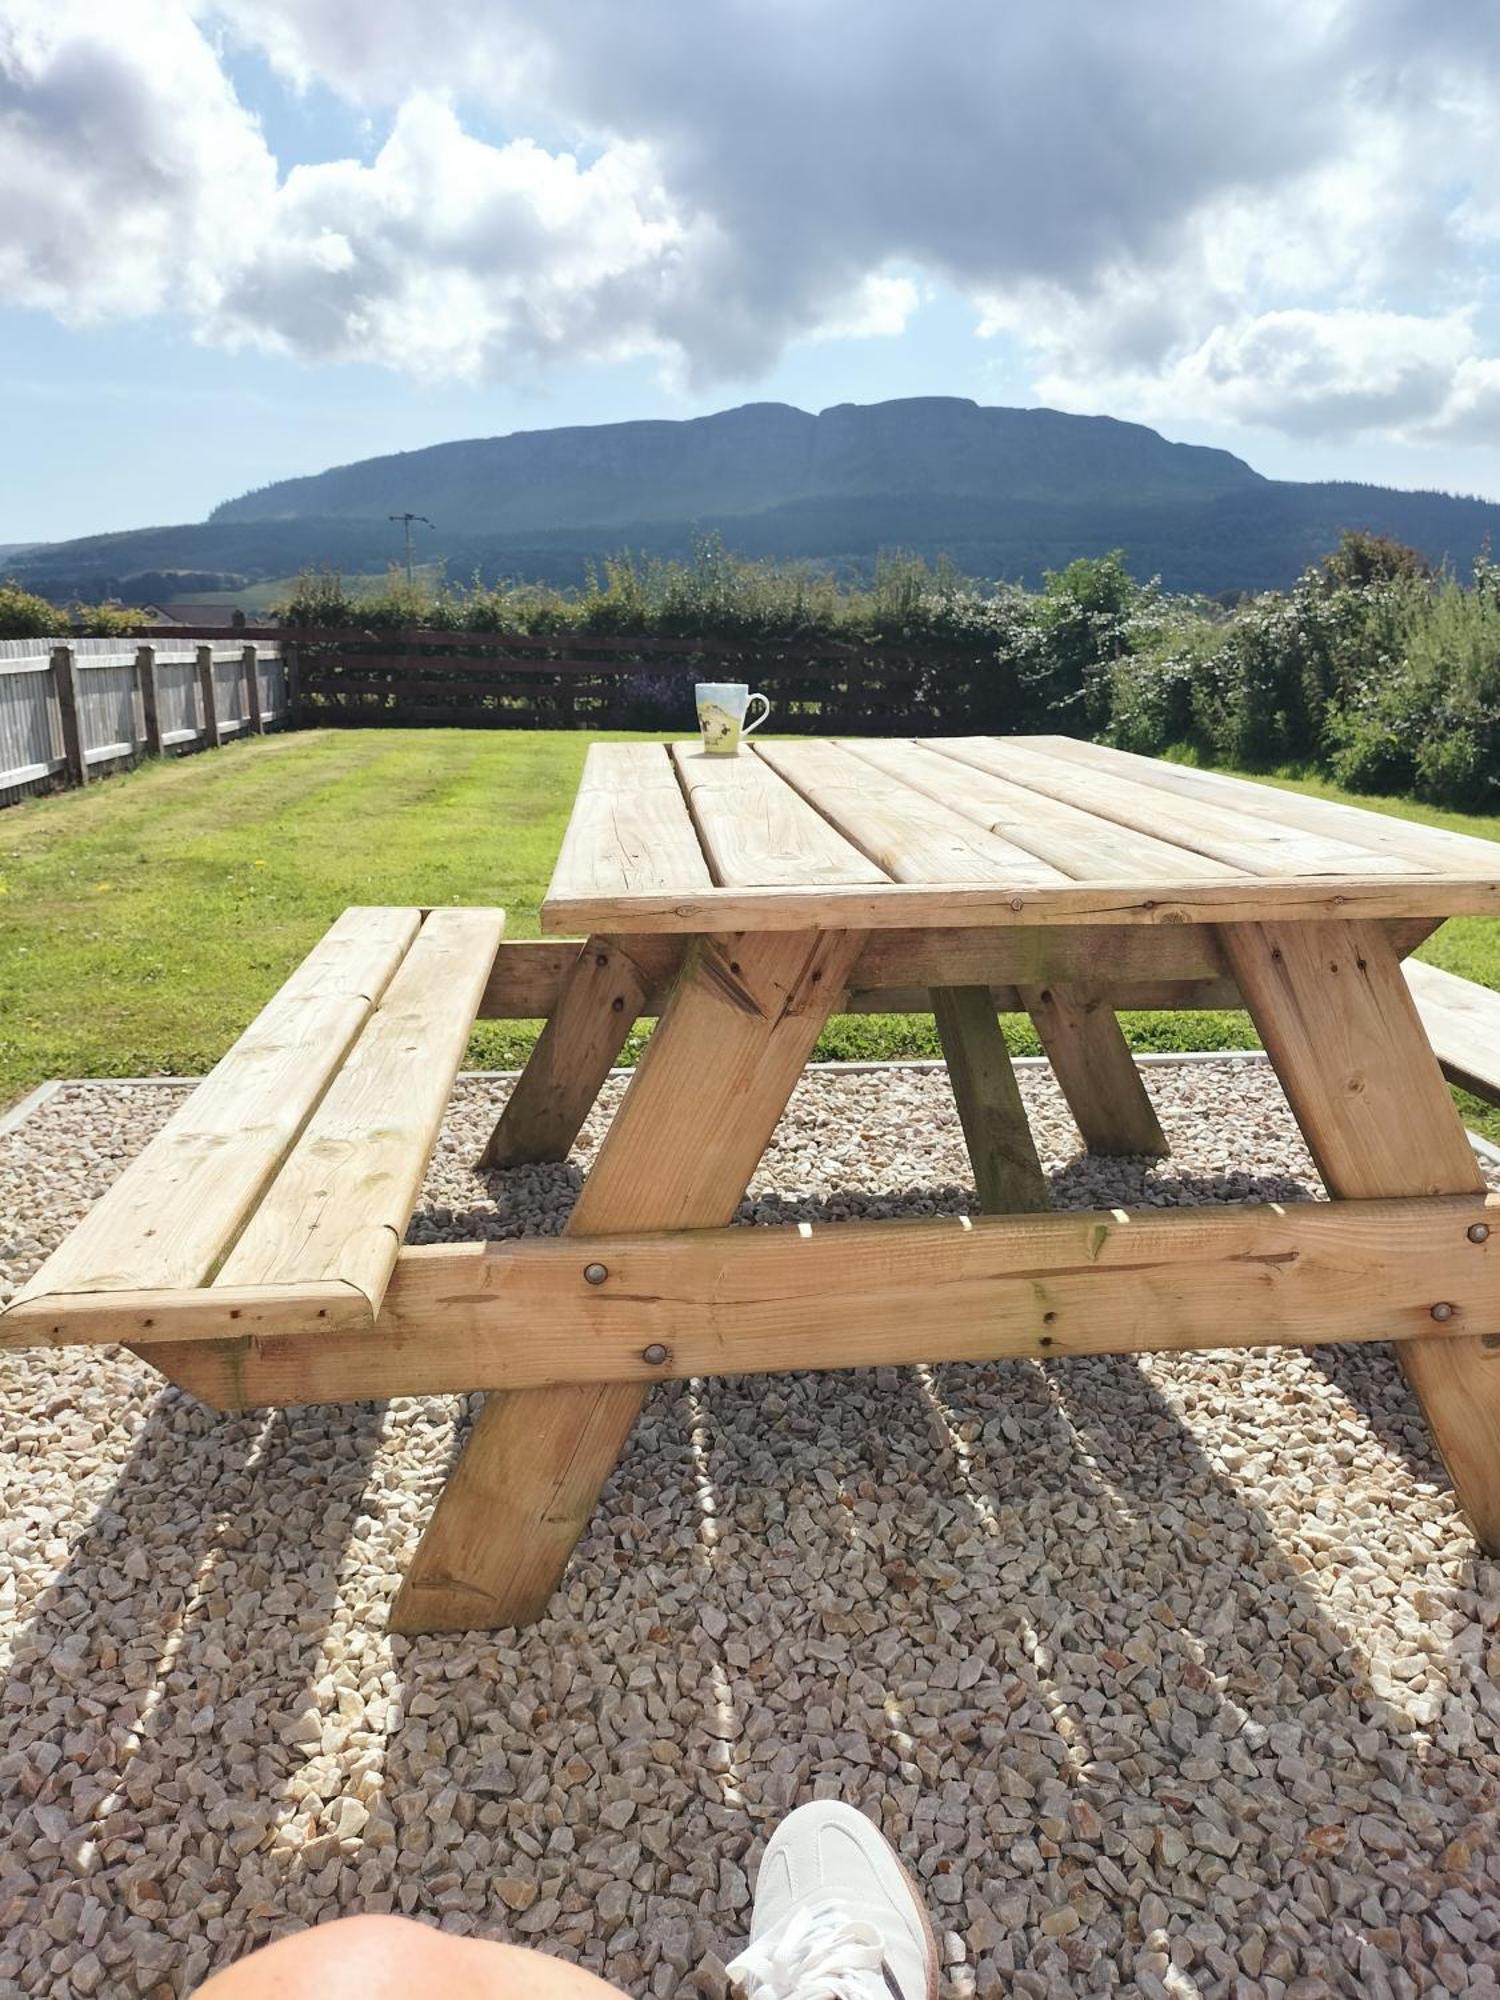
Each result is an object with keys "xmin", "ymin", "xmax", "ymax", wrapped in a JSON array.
[
  {"xmin": 2, "ymin": 729, "xmax": 1498, "ymax": 1139},
  {"xmin": 171, "ymin": 567, "xmax": 443, "ymax": 614}
]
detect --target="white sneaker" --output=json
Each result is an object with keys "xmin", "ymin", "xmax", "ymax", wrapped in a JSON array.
[{"xmin": 725, "ymin": 1800, "xmax": 939, "ymax": 2000}]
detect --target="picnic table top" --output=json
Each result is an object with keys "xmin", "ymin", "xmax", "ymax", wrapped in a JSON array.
[{"xmin": 540, "ymin": 735, "xmax": 1500, "ymax": 935}]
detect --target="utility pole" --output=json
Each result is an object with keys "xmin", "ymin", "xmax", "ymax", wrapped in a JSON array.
[{"xmin": 388, "ymin": 512, "xmax": 435, "ymax": 588}]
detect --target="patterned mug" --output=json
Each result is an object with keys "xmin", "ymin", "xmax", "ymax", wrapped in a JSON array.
[{"xmin": 695, "ymin": 682, "xmax": 772, "ymax": 756}]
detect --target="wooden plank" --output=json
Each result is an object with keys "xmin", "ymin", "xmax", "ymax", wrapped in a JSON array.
[
  {"xmin": 131, "ymin": 1193, "xmax": 1500, "ymax": 1401},
  {"xmin": 196, "ymin": 645, "xmax": 222, "ymax": 750},
  {"xmin": 756, "ymin": 738, "xmax": 1068, "ymax": 885},
  {"xmin": 545, "ymin": 742, "xmax": 712, "ymax": 911},
  {"xmin": 242, "ymin": 645, "xmax": 264, "ymax": 735},
  {"xmin": 928, "ymin": 738, "xmax": 1421, "ymax": 879},
  {"xmin": 843, "ymin": 738, "xmax": 1243, "ymax": 883},
  {"xmin": 477, "ymin": 936, "xmax": 650, "ymax": 1168},
  {"xmin": 388, "ymin": 925, "xmax": 867, "ymax": 1632},
  {"xmin": 291, "ymin": 626, "xmax": 752, "ymax": 657},
  {"xmin": 2, "ymin": 1281, "xmax": 373, "ymax": 1349},
  {"xmin": 284, "ymin": 641, "xmax": 301, "ymax": 724},
  {"xmin": 1404, "ymin": 959, "xmax": 1500, "ymax": 1102},
  {"xmin": 853, "ymin": 920, "xmax": 1421, "ymax": 995},
  {"xmin": 12, "ymin": 908, "xmax": 421, "ymax": 1305},
  {"xmin": 1021, "ymin": 985, "xmax": 1168, "ymax": 1156},
  {"xmin": 215, "ymin": 907, "xmax": 503, "ymax": 1313},
  {"xmin": 540, "ymin": 873, "xmax": 1500, "ymax": 937},
  {"xmin": 1221, "ymin": 919, "xmax": 1500, "ymax": 1552},
  {"xmin": 474, "ymin": 935, "xmax": 1242, "ymax": 1020},
  {"xmin": 1035, "ymin": 736, "xmax": 1500, "ymax": 879},
  {"xmin": 1224, "ymin": 922, "xmax": 1480, "ymax": 1194},
  {"xmin": 51, "ymin": 646, "xmax": 88, "ymax": 787},
  {"xmin": 931, "ymin": 988, "xmax": 1049, "ymax": 1212},
  {"xmin": 670, "ymin": 740, "xmax": 888, "ymax": 888},
  {"xmin": 483, "ymin": 927, "xmax": 1233, "ymax": 1014},
  {"xmin": 137, "ymin": 645, "xmax": 162, "ymax": 756},
  {"xmin": 480, "ymin": 936, "xmax": 681, "ymax": 1018}
]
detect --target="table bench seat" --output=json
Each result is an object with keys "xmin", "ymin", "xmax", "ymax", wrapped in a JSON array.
[
  {"xmin": 1404, "ymin": 958, "xmax": 1500, "ymax": 1106},
  {"xmin": 3, "ymin": 905, "xmax": 505, "ymax": 1343}
]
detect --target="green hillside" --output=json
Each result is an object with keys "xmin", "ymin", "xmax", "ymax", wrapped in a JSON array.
[{"xmin": 13, "ymin": 396, "xmax": 1500, "ymax": 602}]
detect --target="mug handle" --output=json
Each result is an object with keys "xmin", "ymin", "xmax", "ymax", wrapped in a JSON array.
[{"xmin": 742, "ymin": 692, "xmax": 772, "ymax": 737}]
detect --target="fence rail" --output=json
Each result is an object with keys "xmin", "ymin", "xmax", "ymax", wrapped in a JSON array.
[
  {"xmin": 1, "ymin": 620, "xmax": 1022, "ymax": 805},
  {"xmin": 0, "ymin": 640, "xmax": 289, "ymax": 806},
  {"xmin": 289, "ymin": 626, "xmax": 1015, "ymax": 736}
]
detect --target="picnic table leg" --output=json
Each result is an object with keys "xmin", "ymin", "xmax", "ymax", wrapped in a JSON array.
[
  {"xmin": 477, "ymin": 936, "xmax": 650, "ymax": 1168},
  {"xmin": 931, "ymin": 987, "xmax": 1049, "ymax": 1213},
  {"xmin": 1019, "ymin": 984, "xmax": 1169, "ymax": 1158},
  {"xmin": 390, "ymin": 926, "xmax": 867, "ymax": 1634},
  {"xmin": 1221, "ymin": 918, "xmax": 1500, "ymax": 1553}
]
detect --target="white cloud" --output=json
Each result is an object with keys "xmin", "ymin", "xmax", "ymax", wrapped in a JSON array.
[
  {"xmin": 210, "ymin": 96, "xmax": 688, "ymax": 379},
  {"xmin": 1016, "ymin": 306, "xmax": 1484, "ymax": 441},
  {"xmin": 1426, "ymin": 358, "xmax": 1500, "ymax": 446},
  {"xmin": 5, "ymin": 0, "xmax": 1500, "ymax": 450},
  {"xmin": 805, "ymin": 275, "xmax": 920, "ymax": 345},
  {"xmin": 0, "ymin": 0, "xmax": 272, "ymax": 320}
]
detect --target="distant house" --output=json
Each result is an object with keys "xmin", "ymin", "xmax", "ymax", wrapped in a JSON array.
[{"xmin": 146, "ymin": 603, "xmax": 270, "ymax": 628}]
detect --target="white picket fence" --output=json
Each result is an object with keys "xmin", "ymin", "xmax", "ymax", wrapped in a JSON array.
[{"xmin": 0, "ymin": 638, "xmax": 291, "ymax": 807}]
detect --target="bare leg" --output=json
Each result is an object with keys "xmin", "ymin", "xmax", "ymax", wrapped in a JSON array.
[{"xmin": 194, "ymin": 1914, "xmax": 623, "ymax": 2000}]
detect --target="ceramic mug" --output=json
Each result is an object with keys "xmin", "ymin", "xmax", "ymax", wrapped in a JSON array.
[{"xmin": 695, "ymin": 682, "xmax": 771, "ymax": 756}]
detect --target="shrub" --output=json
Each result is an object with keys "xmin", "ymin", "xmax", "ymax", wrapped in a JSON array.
[
  {"xmin": 1318, "ymin": 529, "xmax": 1431, "ymax": 591},
  {"xmin": 1019, "ymin": 551, "xmax": 1148, "ymax": 730},
  {"xmin": 1325, "ymin": 707, "xmax": 1416, "ymax": 795},
  {"xmin": 276, "ymin": 538, "xmax": 1500, "ymax": 809},
  {"xmin": 70, "ymin": 601, "xmax": 145, "ymax": 637},
  {"xmin": 0, "ymin": 580, "xmax": 60, "ymax": 637},
  {"xmin": 277, "ymin": 567, "xmax": 359, "ymax": 627},
  {"xmin": 1105, "ymin": 642, "xmax": 1205, "ymax": 755},
  {"xmin": 1414, "ymin": 727, "xmax": 1488, "ymax": 807}
]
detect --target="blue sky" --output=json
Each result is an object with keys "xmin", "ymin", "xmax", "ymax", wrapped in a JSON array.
[{"xmin": 6, "ymin": 1, "xmax": 1500, "ymax": 547}]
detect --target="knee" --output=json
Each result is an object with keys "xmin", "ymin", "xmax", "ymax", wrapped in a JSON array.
[
  {"xmin": 297, "ymin": 1913, "xmax": 432, "ymax": 1968},
  {"xmin": 196, "ymin": 1914, "xmax": 460, "ymax": 1999}
]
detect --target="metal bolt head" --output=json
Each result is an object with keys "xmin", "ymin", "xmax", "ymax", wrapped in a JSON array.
[
  {"xmin": 1430, "ymin": 1301, "xmax": 1455, "ymax": 1322},
  {"xmin": 583, "ymin": 1262, "xmax": 608, "ymax": 1286},
  {"xmin": 1469, "ymin": 1222, "xmax": 1491, "ymax": 1244},
  {"xmin": 641, "ymin": 1343, "xmax": 669, "ymax": 1366}
]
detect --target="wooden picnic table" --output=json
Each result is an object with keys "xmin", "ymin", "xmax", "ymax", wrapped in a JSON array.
[
  {"xmin": 384, "ymin": 734, "xmax": 1500, "ymax": 1630},
  {"xmin": 9, "ymin": 733, "xmax": 1500, "ymax": 1636}
]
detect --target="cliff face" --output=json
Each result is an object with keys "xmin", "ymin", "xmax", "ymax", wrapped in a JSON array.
[{"xmin": 208, "ymin": 396, "xmax": 1262, "ymax": 532}]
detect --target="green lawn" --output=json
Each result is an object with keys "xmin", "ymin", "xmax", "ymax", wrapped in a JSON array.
[{"xmin": 3, "ymin": 729, "xmax": 1498, "ymax": 1138}]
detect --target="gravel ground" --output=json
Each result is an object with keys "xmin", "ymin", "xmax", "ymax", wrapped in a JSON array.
[{"xmin": 1, "ymin": 1057, "xmax": 1498, "ymax": 2000}]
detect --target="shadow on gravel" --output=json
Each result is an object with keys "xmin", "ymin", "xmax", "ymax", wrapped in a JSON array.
[
  {"xmin": 0, "ymin": 1378, "xmax": 387, "ymax": 1993},
  {"xmin": 1304, "ymin": 1342, "xmax": 1452, "ymax": 1487},
  {"xmin": 363, "ymin": 1164, "xmax": 1494, "ymax": 1995},
  {"xmin": 2, "ymin": 1142, "xmax": 1491, "ymax": 1996}
]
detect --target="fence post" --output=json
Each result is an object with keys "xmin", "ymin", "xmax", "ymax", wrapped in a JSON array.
[
  {"xmin": 137, "ymin": 644, "xmax": 162, "ymax": 756},
  {"xmin": 242, "ymin": 644, "xmax": 264, "ymax": 735},
  {"xmin": 52, "ymin": 644, "xmax": 89, "ymax": 788},
  {"xmin": 196, "ymin": 645, "xmax": 222, "ymax": 750},
  {"xmin": 284, "ymin": 639, "xmax": 301, "ymax": 727}
]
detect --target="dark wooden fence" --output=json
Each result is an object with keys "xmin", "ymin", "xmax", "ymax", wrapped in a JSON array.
[{"xmin": 281, "ymin": 626, "xmax": 1020, "ymax": 735}]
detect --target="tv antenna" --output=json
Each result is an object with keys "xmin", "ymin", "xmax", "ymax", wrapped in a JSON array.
[{"xmin": 389, "ymin": 512, "xmax": 435, "ymax": 588}]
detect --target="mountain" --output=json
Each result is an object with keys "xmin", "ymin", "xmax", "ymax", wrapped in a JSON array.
[
  {"xmin": 12, "ymin": 396, "xmax": 1500, "ymax": 602},
  {"xmin": 211, "ymin": 399, "xmax": 1260, "ymax": 531}
]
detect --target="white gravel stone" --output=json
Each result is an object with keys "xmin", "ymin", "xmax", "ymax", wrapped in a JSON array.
[{"xmin": 2, "ymin": 1060, "xmax": 1499, "ymax": 1996}]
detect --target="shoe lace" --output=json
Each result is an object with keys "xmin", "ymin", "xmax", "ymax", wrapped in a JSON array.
[{"xmin": 725, "ymin": 1898, "xmax": 900, "ymax": 2000}]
